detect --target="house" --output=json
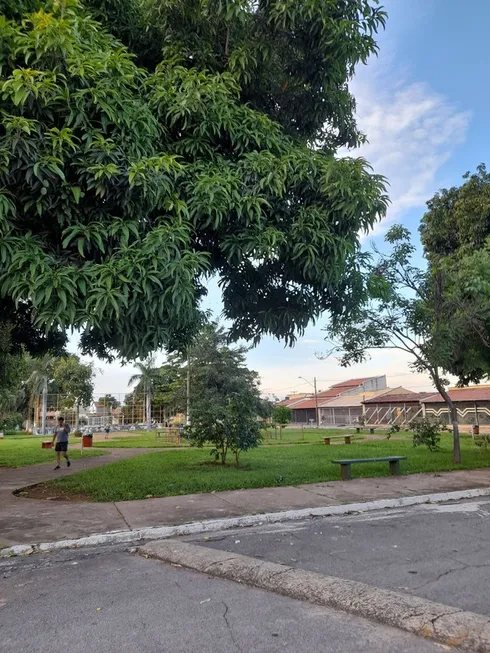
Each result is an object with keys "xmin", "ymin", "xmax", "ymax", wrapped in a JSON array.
[
  {"xmin": 421, "ymin": 386, "xmax": 490, "ymax": 426},
  {"xmin": 362, "ymin": 389, "xmax": 431, "ymax": 425},
  {"xmin": 86, "ymin": 401, "xmax": 112, "ymax": 428},
  {"xmin": 288, "ymin": 376, "xmax": 388, "ymax": 425},
  {"xmin": 319, "ymin": 389, "xmax": 393, "ymax": 426}
]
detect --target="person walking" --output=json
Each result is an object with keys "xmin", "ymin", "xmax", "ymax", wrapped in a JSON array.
[{"xmin": 52, "ymin": 416, "xmax": 71, "ymax": 470}]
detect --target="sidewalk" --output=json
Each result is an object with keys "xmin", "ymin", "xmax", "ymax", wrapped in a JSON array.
[{"xmin": 2, "ymin": 459, "xmax": 490, "ymax": 547}]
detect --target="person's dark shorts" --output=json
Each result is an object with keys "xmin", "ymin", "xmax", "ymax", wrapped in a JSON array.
[{"xmin": 55, "ymin": 442, "xmax": 68, "ymax": 452}]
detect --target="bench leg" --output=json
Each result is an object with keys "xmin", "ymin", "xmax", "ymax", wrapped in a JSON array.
[
  {"xmin": 370, "ymin": 428, "xmax": 374, "ymax": 434},
  {"xmin": 389, "ymin": 460, "xmax": 401, "ymax": 475},
  {"xmin": 340, "ymin": 464, "xmax": 351, "ymax": 481},
  {"xmin": 345, "ymin": 436, "xmax": 351, "ymax": 445}
]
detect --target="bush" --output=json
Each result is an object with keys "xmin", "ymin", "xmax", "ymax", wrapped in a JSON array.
[
  {"xmin": 410, "ymin": 419, "xmax": 444, "ymax": 451},
  {"xmin": 272, "ymin": 405, "xmax": 291, "ymax": 427},
  {"xmin": 474, "ymin": 434, "xmax": 490, "ymax": 452},
  {"xmin": 0, "ymin": 413, "xmax": 23, "ymax": 431}
]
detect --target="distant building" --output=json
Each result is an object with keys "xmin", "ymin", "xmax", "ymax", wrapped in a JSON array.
[
  {"xmin": 362, "ymin": 390, "xmax": 431, "ymax": 425},
  {"xmin": 421, "ymin": 386, "xmax": 490, "ymax": 426},
  {"xmin": 319, "ymin": 389, "xmax": 392, "ymax": 426},
  {"xmin": 287, "ymin": 376, "xmax": 388, "ymax": 425}
]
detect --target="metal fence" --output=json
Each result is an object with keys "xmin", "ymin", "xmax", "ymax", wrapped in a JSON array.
[{"xmin": 28, "ymin": 393, "xmax": 184, "ymax": 431}]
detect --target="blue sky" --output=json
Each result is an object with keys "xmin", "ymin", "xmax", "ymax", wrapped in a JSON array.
[{"xmin": 75, "ymin": 0, "xmax": 489, "ymax": 398}]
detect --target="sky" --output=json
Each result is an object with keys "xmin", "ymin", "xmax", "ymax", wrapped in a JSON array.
[{"xmin": 70, "ymin": 0, "xmax": 490, "ymax": 399}]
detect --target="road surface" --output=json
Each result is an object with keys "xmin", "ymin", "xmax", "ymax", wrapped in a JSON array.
[
  {"xmin": 0, "ymin": 544, "xmax": 442, "ymax": 653},
  {"xmin": 193, "ymin": 496, "xmax": 490, "ymax": 616}
]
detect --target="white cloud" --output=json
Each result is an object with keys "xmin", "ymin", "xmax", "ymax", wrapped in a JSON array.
[{"xmin": 347, "ymin": 62, "xmax": 470, "ymax": 235}]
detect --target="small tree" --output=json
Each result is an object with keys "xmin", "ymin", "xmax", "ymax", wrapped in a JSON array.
[
  {"xmin": 324, "ymin": 225, "xmax": 490, "ymax": 464},
  {"xmin": 100, "ymin": 394, "xmax": 120, "ymax": 410},
  {"xmin": 185, "ymin": 323, "xmax": 263, "ymax": 465},
  {"xmin": 54, "ymin": 355, "xmax": 95, "ymax": 430},
  {"xmin": 410, "ymin": 419, "xmax": 443, "ymax": 452},
  {"xmin": 272, "ymin": 405, "xmax": 292, "ymax": 428}
]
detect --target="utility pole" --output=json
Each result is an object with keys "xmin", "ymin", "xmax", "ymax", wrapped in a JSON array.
[
  {"xmin": 298, "ymin": 376, "xmax": 320, "ymax": 428},
  {"xmin": 314, "ymin": 376, "xmax": 319, "ymax": 428}
]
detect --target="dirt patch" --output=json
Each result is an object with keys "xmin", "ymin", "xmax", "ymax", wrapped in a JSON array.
[{"xmin": 15, "ymin": 484, "xmax": 90, "ymax": 502}]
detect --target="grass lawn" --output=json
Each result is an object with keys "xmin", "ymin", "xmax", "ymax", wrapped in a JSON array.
[
  {"xmin": 41, "ymin": 435, "xmax": 490, "ymax": 502},
  {"xmin": 0, "ymin": 435, "xmax": 104, "ymax": 468},
  {"xmin": 93, "ymin": 433, "xmax": 191, "ymax": 448},
  {"xmin": 92, "ymin": 427, "xmax": 401, "ymax": 449}
]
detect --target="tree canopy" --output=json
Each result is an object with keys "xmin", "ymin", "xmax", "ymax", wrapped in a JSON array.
[
  {"xmin": 420, "ymin": 165, "xmax": 490, "ymax": 382},
  {"xmin": 0, "ymin": 0, "xmax": 388, "ymax": 361},
  {"xmin": 324, "ymin": 225, "xmax": 490, "ymax": 463}
]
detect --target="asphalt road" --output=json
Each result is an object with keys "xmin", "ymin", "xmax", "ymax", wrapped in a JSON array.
[
  {"xmin": 0, "ymin": 545, "xmax": 442, "ymax": 653},
  {"xmin": 193, "ymin": 496, "xmax": 490, "ymax": 616}
]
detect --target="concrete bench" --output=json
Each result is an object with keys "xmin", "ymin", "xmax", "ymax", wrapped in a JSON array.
[
  {"xmin": 323, "ymin": 435, "xmax": 352, "ymax": 445},
  {"xmin": 332, "ymin": 456, "xmax": 407, "ymax": 481}
]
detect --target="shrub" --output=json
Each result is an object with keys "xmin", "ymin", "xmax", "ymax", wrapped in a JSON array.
[
  {"xmin": 410, "ymin": 418, "xmax": 444, "ymax": 451},
  {"xmin": 474, "ymin": 434, "xmax": 490, "ymax": 452},
  {"xmin": 272, "ymin": 405, "xmax": 291, "ymax": 427},
  {"xmin": 0, "ymin": 413, "xmax": 23, "ymax": 431}
]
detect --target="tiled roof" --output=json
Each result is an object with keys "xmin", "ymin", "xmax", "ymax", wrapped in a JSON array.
[
  {"xmin": 363, "ymin": 392, "xmax": 432, "ymax": 404},
  {"xmin": 276, "ymin": 397, "xmax": 311, "ymax": 407},
  {"xmin": 421, "ymin": 387, "xmax": 490, "ymax": 403},
  {"xmin": 330, "ymin": 377, "xmax": 374, "ymax": 389},
  {"xmin": 316, "ymin": 388, "xmax": 343, "ymax": 399},
  {"xmin": 320, "ymin": 389, "xmax": 391, "ymax": 408},
  {"xmin": 288, "ymin": 398, "xmax": 318, "ymax": 410}
]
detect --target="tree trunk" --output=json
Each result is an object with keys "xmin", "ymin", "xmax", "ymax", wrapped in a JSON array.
[
  {"xmin": 75, "ymin": 401, "xmax": 80, "ymax": 431},
  {"xmin": 186, "ymin": 354, "xmax": 191, "ymax": 426},
  {"xmin": 41, "ymin": 379, "xmax": 47, "ymax": 436},
  {"xmin": 433, "ymin": 376, "xmax": 461, "ymax": 464}
]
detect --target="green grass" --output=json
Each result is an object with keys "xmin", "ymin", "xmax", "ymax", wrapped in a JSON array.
[
  {"xmin": 0, "ymin": 435, "xmax": 104, "ymax": 468},
  {"xmin": 92, "ymin": 427, "xmax": 407, "ymax": 449},
  {"xmin": 44, "ymin": 436, "xmax": 490, "ymax": 502},
  {"xmin": 93, "ymin": 433, "xmax": 191, "ymax": 448}
]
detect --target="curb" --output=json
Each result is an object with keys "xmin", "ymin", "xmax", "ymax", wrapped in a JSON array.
[
  {"xmin": 2, "ymin": 486, "xmax": 490, "ymax": 558},
  {"xmin": 141, "ymin": 540, "xmax": 490, "ymax": 652}
]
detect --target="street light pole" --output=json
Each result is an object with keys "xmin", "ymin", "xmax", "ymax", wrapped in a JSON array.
[
  {"xmin": 299, "ymin": 376, "xmax": 320, "ymax": 428},
  {"xmin": 313, "ymin": 376, "xmax": 319, "ymax": 428}
]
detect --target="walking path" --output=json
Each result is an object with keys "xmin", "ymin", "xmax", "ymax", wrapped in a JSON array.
[{"xmin": 1, "ymin": 449, "xmax": 490, "ymax": 547}]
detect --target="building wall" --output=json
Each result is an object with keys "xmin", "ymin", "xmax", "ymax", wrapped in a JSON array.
[
  {"xmin": 290, "ymin": 408, "xmax": 317, "ymax": 424},
  {"xmin": 341, "ymin": 376, "xmax": 387, "ymax": 396},
  {"xmin": 320, "ymin": 407, "xmax": 362, "ymax": 426},
  {"xmin": 424, "ymin": 401, "xmax": 490, "ymax": 426},
  {"xmin": 364, "ymin": 403, "xmax": 423, "ymax": 425}
]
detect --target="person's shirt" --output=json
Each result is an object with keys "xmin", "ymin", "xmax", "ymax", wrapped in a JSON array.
[{"xmin": 55, "ymin": 424, "xmax": 70, "ymax": 443}]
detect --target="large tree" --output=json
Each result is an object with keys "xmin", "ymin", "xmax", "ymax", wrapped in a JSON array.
[
  {"xmin": 0, "ymin": 0, "xmax": 387, "ymax": 361},
  {"xmin": 420, "ymin": 164, "xmax": 490, "ymax": 382},
  {"xmin": 27, "ymin": 353, "xmax": 56, "ymax": 435},
  {"xmin": 128, "ymin": 358, "xmax": 160, "ymax": 429},
  {"xmin": 324, "ymin": 226, "xmax": 490, "ymax": 464},
  {"xmin": 185, "ymin": 323, "xmax": 263, "ymax": 465},
  {"xmin": 53, "ymin": 355, "xmax": 95, "ymax": 429}
]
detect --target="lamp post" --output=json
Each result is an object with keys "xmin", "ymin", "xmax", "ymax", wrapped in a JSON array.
[{"xmin": 298, "ymin": 376, "xmax": 319, "ymax": 428}]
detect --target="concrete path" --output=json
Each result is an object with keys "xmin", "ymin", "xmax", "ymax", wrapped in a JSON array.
[{"xmin": 1, "ymin": 456, "xmax": 490, "ymax": 547}]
